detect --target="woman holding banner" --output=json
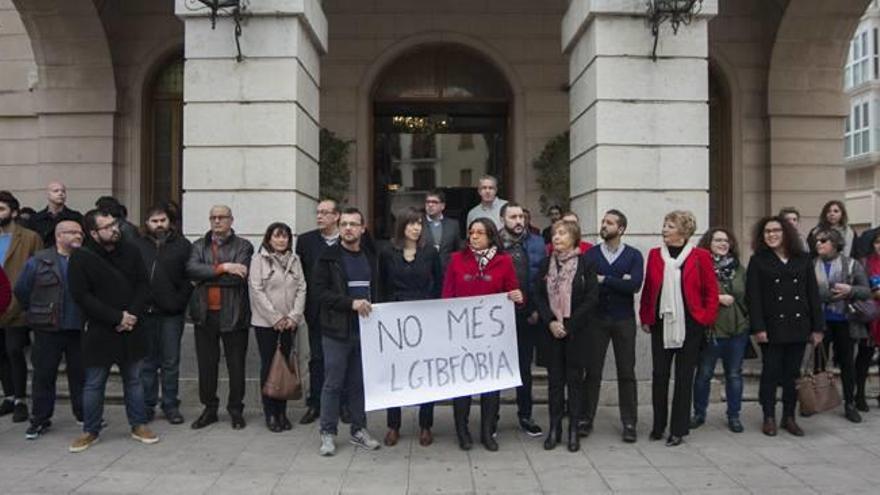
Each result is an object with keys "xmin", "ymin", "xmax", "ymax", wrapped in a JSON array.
[
  {"xmin": 639, "ymin": 210, "xmax": 719, "ymax": 447},
  {"xmin": 379, "ymin": 208, "xmax": 443, "ymax": 447},
  {"xmin": 442, "ymin": 217, "xmax": 523, "ymax": 452},
  {"xmin": 534, "ymin": 219, "xmax": 597, "ymax": 452}
]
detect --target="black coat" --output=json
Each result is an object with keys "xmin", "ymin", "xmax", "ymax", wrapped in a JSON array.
[
  {"xmin": 68, "ymin": 239, "xmax": 150, "ymax": 367},
  {"xmin": 133, "ymin": 232, "xmax": 193, "ymax": 315},
  {"xmin": 746, "ymin": 249, "xmax": 824, "ymax": 344},
  {"xmin": 534, "ymin": 254, "xmax": 598, "ymax": 368},
  {"xmin": 186, "ymin": 231, "xmax": 253, "ymax": 332},
  {"xmin": 312, "ymin": 243, "xmax": 379, "ymax": 340},
  {"xmin": 378, "ymin": 245, "xmax": 442, "ymax": 302},
  {"xmin": 296, "ymin": 229, "xmax": 337, "ymax": 322},
  {"xmin": 27, "ymin": 206, "xmax": 83, "ymax": 248}
]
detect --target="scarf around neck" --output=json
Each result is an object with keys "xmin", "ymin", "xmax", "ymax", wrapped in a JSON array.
[
  {"xmin": 660, "ymin": 243, "xmax": 694, "ymax": 349},
  {"xmin": 713, "ymin": 253, "xmax": 738, "ymax": 285},
  {"xmin": 471, "ymin": 245, "xmax": 498, "ymax": 278},
  {"xmin": 547, "ymin": 249, "xmax": 579, "ymax": 321},
  {"xmin": 814, "ymin": 254, "xmax": 846, "ymax": 314}
]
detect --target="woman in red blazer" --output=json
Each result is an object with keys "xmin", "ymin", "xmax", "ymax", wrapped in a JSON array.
[
  {"xmin": 639, "ymin": 210, "xmax": 719, "ymax": 447},
  {"xmin": 442, "ymin": 217, "xmax": 522, "ymax": 452}
]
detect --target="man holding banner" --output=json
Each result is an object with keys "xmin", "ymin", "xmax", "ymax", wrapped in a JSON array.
[{"xmin": 313, "ymin": 207, "xmax": 382, "ymax": 456}]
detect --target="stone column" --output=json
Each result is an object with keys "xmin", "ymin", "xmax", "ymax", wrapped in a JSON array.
[
  {"xmin": 563, "ymin": 0, "xmax": 717, "ymax": 251},
  {"xmin": 176, "ymin": 0, "xmax": 327, "ymax": 240}
]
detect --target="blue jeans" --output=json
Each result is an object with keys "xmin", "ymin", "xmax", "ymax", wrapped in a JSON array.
[
  {"xmin": 140, "ymin": 314, "xmax": 185, "ymax": 412},
  {"xmin": 319, "ymin": 336, "xmax": 366, "ymax": 436},
  {"xmin": 693, "ymin": 332, "xmax": 749, "ymax": 420},
  {"xmin": 83, "ymin": 360, "xmax": 147, "ymax": 435}
]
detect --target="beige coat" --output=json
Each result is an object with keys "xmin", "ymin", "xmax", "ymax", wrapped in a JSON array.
[
  {"xmin": 1, "ymin": 223, "xmax": 43, "ymax": 326},
  {"xmin": 248, "ymin": 248, "xmax": 307, "ymax": 329}
]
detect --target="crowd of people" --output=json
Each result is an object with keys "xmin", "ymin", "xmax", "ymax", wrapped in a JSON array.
[{"xmin": 1, "ymin": 175, "xmax": 879, "ymax": 457}]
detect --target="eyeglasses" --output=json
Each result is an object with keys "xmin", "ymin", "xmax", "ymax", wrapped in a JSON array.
[
  {"xmin": 763, "ymin": 228, "xmax": 783, "ymax": 235},
  {"xmin": 816, "ymin": 238, "xmax": 831, "ymax": 244},
  {"xmin": 209, "ymin": 215, "xmax": 231, "ymax": 221},
  {"xmin": 96, "ymin": 220, "xmax": 119, "ymax": 231},
  {"xmin": 425, "ymin": 199, "xmax": 441, "ymax": 204}
]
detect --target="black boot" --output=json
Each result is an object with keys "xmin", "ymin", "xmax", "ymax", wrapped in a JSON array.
[
  {"xmin": 543, "ymin": 418, "xmax": 562, "ymax": 450},
  {"xmin": 567, "ymin": 419, "xmax": 580, "ymax": 452},
  {"xmin": 453, "ymin": 402, "xmax": 472, "ymax": 451},
  {"xmin": 480, "ymin": 414, "xmax": 499, "ymax": 452}
]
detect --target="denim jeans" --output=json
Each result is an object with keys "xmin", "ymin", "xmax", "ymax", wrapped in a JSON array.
[
  {"xmin": 319, "ymin": 336, "xmax": 366, "ymax": 436},
  {"xmin": 83, "ymin": 360, "xmax": 147, "ymax": 435},
  {"xmin": 140, "ymin": 314, "xmax": 185, "ymax": 412},
  {"xmin": 693, "ymin": 332, "xmax": 749, "ymax": 420}
]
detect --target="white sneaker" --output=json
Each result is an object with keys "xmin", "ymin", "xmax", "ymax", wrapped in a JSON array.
[
  {"xmin": 319, "ymin": 432, "xmax": 336, "ymax": 456},
  {"xmin": 350, "ymin": 428, "xmax": 381, "ymax": 450}
]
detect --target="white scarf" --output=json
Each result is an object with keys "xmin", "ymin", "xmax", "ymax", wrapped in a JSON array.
[{"xmin": 659, "ymin": 243, "xmax": 694, "ymax": 349}]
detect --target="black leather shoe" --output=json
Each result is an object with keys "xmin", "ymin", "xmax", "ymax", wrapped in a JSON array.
[
  {"xmin": 266, "ymin": 415, "xmax": 282, "ymax": 433},
  {"xmin": 728, "ymin": 418, "xmax": 744, "ymax": 433},
  {"xmin": 622, "ymin": 424, "xmax": 637, "ymax": 443},
  {"xmin": 481, "ymin": 434, "xmax": 499, "ymax": 452},
  {"xmin": 280, "ymin": 414, "xmax": 292, "ymax": 431},
  {"xmin": 456, "ymin": 428, "xmax": 473, "ymax": 451},
  {"xmin": 191, "ymin": 409, "xmax": 218, "ymax": 430},
  {"xmin": 543, "ymin": 420, "xmax": 561, "ymax": 450},
  {"xmin": 165, "ymin": 409, "xmax": 185, "ymax": 425},
  {"xmin": 0, "ymin": 399, "xmax": 14, "ymax": 416},
  {"xmin": 844, "ymin": 403, "xmax": 863, "ymax": 423},
  {"xmin": 649, "ymin": 430, "xmax": 664, "ymax": 441},
  {"xmin": 230, "ymin": 411, "xmax": 246, "ymax": 430},
  {"xmin": 577, "ymin": 420, "xmax": 593, "ymax": 438},
  {"xmin": 665, "ymin": 435, "xmax": 683, "ymax": 447},
  {"xmin": 12, "ymin": 402, "xmax": 28, "ymax": 423},
  {"xmin": 299, "ymin": 407, "xmax": 320, "ymax": 425},
  {"xmin": 854, "ymin": 396, "xmax": 869, "ymax": 413}
]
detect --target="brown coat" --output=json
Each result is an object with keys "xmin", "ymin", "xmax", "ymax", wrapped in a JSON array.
[{"xmin": 1, "ymin": 223, "xmax": 43, "ymax": 326}]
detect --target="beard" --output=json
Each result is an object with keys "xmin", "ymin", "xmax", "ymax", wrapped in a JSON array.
[
  {"xmin": 0, "ymin": 216, "xmax": 11, "ymax": 227},
  {"xmin": 600, "ymin": 229, "xmax": 617, "ymax": 241}
]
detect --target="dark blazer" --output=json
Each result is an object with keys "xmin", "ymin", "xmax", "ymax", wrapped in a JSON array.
[
  {"xmin": 746, "ymin": 249, "xmax": 824, "ymax": 343},
  {"xmin": 312, "ymin": 243, "xmax": 380, "ymax": 340},
  {"xmin": 133, "ymin": 231, "xmax": 193, "ymax": 315},
  {"xmin": 296, "ymin": 229, "xmax": 336, "ymax": 322},
  {"xmin": 68, "ymin": 239, "xmax": 150, "ymax": 367},
  {"xmin": 421, "ymin": 216, "xmax": 461, "ymax": 272},
  {"xmin": 534, "ymin": 254, "xmax": 598, "ymax": 369}
]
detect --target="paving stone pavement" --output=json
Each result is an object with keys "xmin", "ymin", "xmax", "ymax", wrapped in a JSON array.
[{"xmin": 2, "ymin": 401, "xmax": 880, "ymax": 494}]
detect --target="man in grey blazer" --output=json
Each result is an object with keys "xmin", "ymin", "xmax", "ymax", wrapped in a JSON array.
[{"xmin": 421, "ymin": 190, "xmax": 461, "ymax": 273}]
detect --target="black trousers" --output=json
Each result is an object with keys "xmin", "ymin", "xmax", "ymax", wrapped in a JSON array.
[
  {"xmin": 759, "ymin": 341, "xmax": 806, "ymax": 419},
  {"xmin": 387, "ymin": 403, "xmax": 435, "ymax": 429},
  {"xmin": 650, "ymin": 323, "xmax": 703, "ymax": 438},
  {"xmin": 826, "ymin": 320, "xmax": 856, "ymax": 403},
  {"xmin": 254, "ymin": 326, "xmax": 293, "ymax": 418},
  {"xmin": 546, "ymin": 336, "xmax": 583, "ymax": 425},
  {"xmin": 453, "ymin": 392, "xmax": 500, "ymax": 435},
  {"xmin": 31, "ymin": 330, "xmax": 83, "ymax": 424},
  {"xmin": 515, "ymin": 313, "xmax": 535, "ymax": 420},
  {"xmin": 855, "ymin": 340, "xmax": 876, "ymax": 400},
  {"xmin": 583, "ymin": 317, "xmax": 638, "ymax": 426},
  {"xmin": 0, "ymin": 326, "xmax": 31, "ymax": 399},
  {"xmin": 305, "ymin": 313, "xmax": 324, "ymax": 410},
  {"xmin": 194, "ymin": 311, "xmax": 248, "ymax": 414}
]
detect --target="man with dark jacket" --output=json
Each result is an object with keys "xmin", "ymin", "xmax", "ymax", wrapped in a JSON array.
[
  {"xmin": 582, "ymin": 210, "xmax": 644, "ymax": 443},
  {"xmin": 68, "ymin": 209, "xmax": 157, "ymax": 452},
  {"xmin": 0, "ymin": 190, "xmax": 43, "ymax": 422},
  {"xmin": 134, "ymin": 205, "xmax": 192, "ymax": 425},
  {"xmin": 498, "ymin": 202, "xmax": 546, "ymax": 437},
  {"xmin": 26, "ymin": 181, "xmax": 83, "ymax": 248},
  {"xmin": 421, "ymin": 190, "xmax": 461, "ymax": 273},
  {"xmin": 314, "ymin": 207, "xmax": 381, "ymax": 456},
  {"xmin": 186, "ymin": 205, "xmax": 253, "ymax": 430},
  {"xmin": 296, "ymin": 199, "xmax": 340, "ymax": 425},
  {"xmin": 15, "ymin": 220, "xmax": 86, "ymax": 440}
]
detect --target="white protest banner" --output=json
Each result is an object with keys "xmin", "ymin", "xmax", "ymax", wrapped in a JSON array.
[{"xmin": 358, "ymin": 293, "xmax": 521, "ymax": 412}]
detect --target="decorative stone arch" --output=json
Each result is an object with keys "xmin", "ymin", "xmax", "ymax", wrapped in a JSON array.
[
  {"xmin": 354, "ymin": 31, "xmax": 528, "ymax": 216},
  {"xmin": 9, "ymin": 0, "xmax": 117, "ymax": 210},
  {"xmin": 766, "ymin": 0, "xmax": 871, "ymax": 225}
]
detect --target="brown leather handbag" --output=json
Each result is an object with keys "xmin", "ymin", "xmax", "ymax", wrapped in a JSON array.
[
  {"xmin": 796, "ymin": 344, "xmax": 841, "ymax": 415},
  {"xmin": 262, "ymin": 335, "xmax": 302, "ymax": 400}
]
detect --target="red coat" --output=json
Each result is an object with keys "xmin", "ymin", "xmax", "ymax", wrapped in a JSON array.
[
  {"xmin": 0, "ymin": 267, "xmax": 10, "ymax": 315},
  {"xmin": 442, "ymin": 250, "xmax": 520, "ymax": 299},
  {"xmin": 639, "ymin": 246, "xmax": 719, "ymax": 327}
]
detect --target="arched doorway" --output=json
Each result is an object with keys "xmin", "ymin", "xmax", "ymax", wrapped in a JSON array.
[
  {"xmin": 371, "ymin": 44, "xmax": 513, "ymax": 239},
  {"xmin": 142, "ymin": 54, "xmax": 184, "ymax": 215},
  {"xmin": 709, "ymin": 65, "xmax": 733, "ymax": 228}
]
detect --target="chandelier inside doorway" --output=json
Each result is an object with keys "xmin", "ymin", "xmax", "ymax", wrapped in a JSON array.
[
  {"xmin": 646, "ymin": 0, "xmax": 703, "ymax": 61},
  {"xmin": 391, "ymin": 114, "xmax": 451, "ymax": 134}
]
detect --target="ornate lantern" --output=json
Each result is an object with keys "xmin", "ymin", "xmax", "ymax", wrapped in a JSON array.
[{"xmin": 646, "ymin": 0, "xmax": 704, "ymax": 61}]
